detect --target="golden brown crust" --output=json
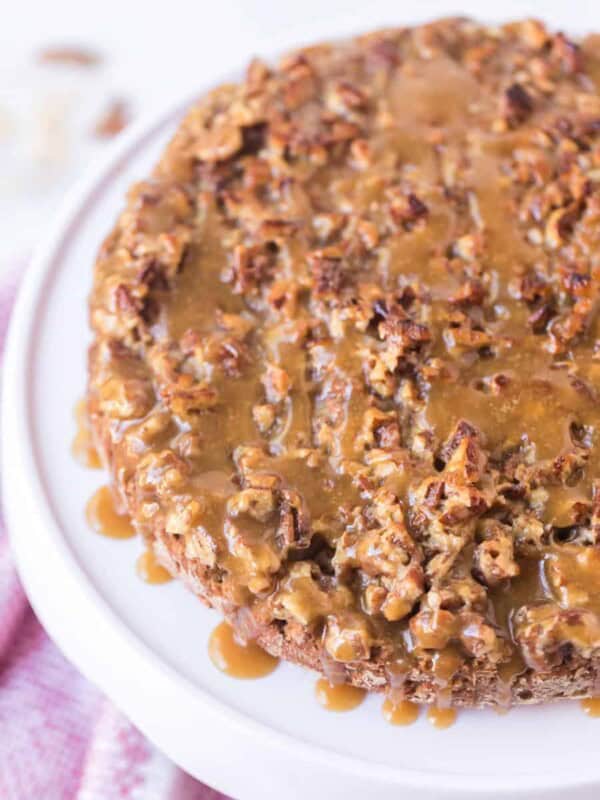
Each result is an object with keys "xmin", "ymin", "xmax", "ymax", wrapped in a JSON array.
[{"xmin": 88, "ymin": 17, "xmax": 600, "ymax": 706}]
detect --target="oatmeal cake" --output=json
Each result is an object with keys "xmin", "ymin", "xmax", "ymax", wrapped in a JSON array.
[{"xmin": 88, "ymin": 18, "xmax": 600, "ymax": 707}]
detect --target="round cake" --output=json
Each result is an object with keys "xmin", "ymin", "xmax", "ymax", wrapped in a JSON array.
[{"xmin": 88, "ymin": 17, "xmax": 600, "ymax": 707}]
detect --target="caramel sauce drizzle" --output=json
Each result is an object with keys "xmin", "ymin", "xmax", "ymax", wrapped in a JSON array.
[
  {"xmin": 314, "ymin": 678, "xmax": 366, "ymax": 712},
  {"xmin": 136, "ymin": 549, "xmax": 173, "ymax": 584},
  {"xmin": 382, "ymin": 696, "xmax": 420, "ymax": 725},
  {"xmin": 581, "ymin": 698, "xmax": 600, "ymax": 717},
  {"xmin": 426, "ymin": 706, "xmax": 457, "ymax": 729},
  {"xmin": 86, "ymin": 486, "xmax": 135, "ymax": 539},
  {"xmin": 72, "ymin": 400, "xmax": 101, "ymax": 469},
  {"xmin": 208, "ymin": 621, "xmax": 279, "ymax": 679}
]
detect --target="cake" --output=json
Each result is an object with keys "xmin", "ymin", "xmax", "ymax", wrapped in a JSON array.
[{"xmin": 88, "ymin": 17, "xmax": 600, "ymax": 706}]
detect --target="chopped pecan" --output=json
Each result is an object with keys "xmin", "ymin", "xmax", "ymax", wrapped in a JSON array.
[
  {"xmin": 324, "ymin": 611, "xmax": 373, "ymax": 662},
  {"xmin": 227, "ymin": 488, "xmax": 277, "ymax": 523},
  {"xmin": 160, "ymin": 374, "xmax": 219, "ymax": 418},
  {"xmin": 98, "ymin": 376, "xmax": 154, "ymax": 420},
  {"xmin": 390, "ymin": 192, "xmax": 429, "ymax": 227},
  {"xmin": 262, "ymin": 364, "xmax": 291, "ymax": 403},
  {"xmin": 136, "ymin": 449, "xmax": 189, "ymax": 496},
  {"xmin": 410, "ymin": 607, "xmax": 458, "ymax": 650},
  {"xmin": 227, "ymin": 243, "xmax": 276, "ymax": 293},
  {"xmin": 448, "ymin": 279, "xmax": 486, "ymax": 307},
  {"xmin": 276, "ymin": 562, "xmax": 350, "ymax": 625},
  {"xmin": 308, "ymin": 247, "xmax": 348, "ymax": 296},
  {"xmin": 194, "ymin": 122, "xmax": 243, "ymax": 162},
  {"xmin": 514, "ymin": 603, "xmax": 600, "ymax": 671},
  {"xmin": 502, "ymin": 83, "xmax": 534, "ymax": 126},
  {"xmin": 528, "ymin": 303, "xmax": 555, "ymax": 333},
  {"xmin": 473, "ymin": 521, "xmax": 519, "ymax": 587},
  {"xmin": 380, "ymin": 562, "xmax": 425, "ymax": 621},
  {"xmin": 253, "ymin": 403, "xmax": 277, "ymax": 433},
  {"xmin": 551, "ymin": 32, "xmax": 583, "ymax": 75},
  {"xmin": 459, "ymin": 612, "xmax": 504, "ymax": 660},
  {"xmin": 378, "ymin": 310, "xmax": 431, "ymax": 358},
  {"xmin": 277, "ymin": 488, "xmax": 312, "ymax": 550},
  {"xmin": 513, "ymin": 514, "xmax": 547, "ymax": 556},
  {"xmin": 545, "ymin": 204, "xmax": 580, "ymax": 248},
  {"xmin": 441, "ymin": 424, "xmax": 486, "ymax": 483},
  {"xmin": 328, "ymin": 81, "xmax": 368, "ymax": 114}
]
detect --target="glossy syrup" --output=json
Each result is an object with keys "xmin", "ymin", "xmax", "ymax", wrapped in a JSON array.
[
  {"xmin": 85, "ymin": 485, "xmax": 135, "ymax": 539},
  {"xmin": 208, "ymin": 621, "xmax": 279, "ymax": 679},
  {"xmin": 382, "ymin": 697, "xmax": 420, "ymax": 725},
  {"xmin": 136, "ymin": 549, "xmax": 173, "ymax": 584},
  {"xmin": 426, "ymin": 706, "xmax": 457, "ymax": 729},
  {"xmin": 72, "ymin": 400, "xmax": 102, "ymax": 469},
  {"xmin": 581, "ymin": 698, "xmax": 600, "ymax": 717},
  {"xmin": 315, "ymin": 679, "xmax": 366, "ymax": 712}
]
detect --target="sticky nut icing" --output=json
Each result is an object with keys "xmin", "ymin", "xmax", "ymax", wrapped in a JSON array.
[{"xmin": 88, "ymin": 18, "xmax": 600, "ymax": 701}]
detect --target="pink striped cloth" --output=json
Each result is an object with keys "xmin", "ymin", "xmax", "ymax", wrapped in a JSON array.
[{"xmin": 0, "ymin": 275, "xmax": 228, "ymax": 799}]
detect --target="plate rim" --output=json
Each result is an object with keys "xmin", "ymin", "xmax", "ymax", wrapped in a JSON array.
[{"xmin": 3, "ymin": 70, "xmax": 600, "ymax": 799}]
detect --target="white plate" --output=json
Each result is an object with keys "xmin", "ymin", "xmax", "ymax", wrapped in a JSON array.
[{"xmin": 5, "ymin": 12, "xmax": 600, "ymax": 799}]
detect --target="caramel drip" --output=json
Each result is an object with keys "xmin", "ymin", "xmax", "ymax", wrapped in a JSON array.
[
  {"xmin": 426, "ymin": 706, "xmax": 457, "ymax": 729},
  {"xmin": 495, "ymin": 650, "xmax": 527, "ymax": 708},
  {"xmin": 382, "ymin": 697, "xmax": 420, "ymax": 725},
  {"xmin": 431, "ymin": 645, "xmax": 464, "ymax": 686},
  {"xmin": 136, "ymin": 549, "xmax": 173, "ymax": 584},
  {"xmin": 314, "ymin": 679, "xmax": 366, "ymax": 712},
  {"xmin": 72, "ymin": 400, "xmax": 101, "ymax": 469},
  {"xmin": 490, "ymin": 557, "xmax": 547, "ymax": 634},
  {"xmin": 497, "ymin": 650, "xmax": 527, "ymax": 685},
  {"xmin": 581, "ymin": 697, "xmax": 600, "ymax": 717},
  {"xmin": 208, "ymin": 621, "xmax": 279, "ymax": 679},
  {"xmin": 86, "ymin": 486, "xmax": 135, "ymax": 539}
]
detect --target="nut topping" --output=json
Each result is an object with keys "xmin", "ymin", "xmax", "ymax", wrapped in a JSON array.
[{"xmin": 88, "ymin": 17, "xmax": 600, "ymax": 702}]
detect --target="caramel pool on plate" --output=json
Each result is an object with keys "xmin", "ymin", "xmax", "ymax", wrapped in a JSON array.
[
  {"xmin": 86, "ymin": 485, "xmax": 135, "ymax": 539},
  {"xmin": 581, "ymin": 698, "xmax": 600, "ymax": 717},
  {"xmin": 315, "ymin": 679, "xmax": 366, "ymax": 712},
  {"xmin": 208, "ymin": 621, "xmax": 279, "ymax": 679},
  {"xmin": 136, "ymin": 549, "xmax": 173, "ymax": 584},
  {"xmin": 382, "ymin": 697, "xmax": 420, "ymax": 726},
  {"xmin": 426, "ymin": 706, "xmax": 457, "ymax": 729}
]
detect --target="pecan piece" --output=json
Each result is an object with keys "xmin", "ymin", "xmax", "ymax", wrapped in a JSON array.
[
  {"xmin": 410, "ymin": 607, "xmax": 458, "ymax": 650},
  {"xmin": 324, "ymin": 612, "xmax": 373, "ymax": 662},
  {"xmin": 502, "ymin": 83, "xmax": 534, "ymax": 126},
  {"xmin": 514, "ymin": 603, "xmax": 600, "ymax": 671},
  {"xmin": 473, "ymin": 521, "xmax": 519, "ymax": 587},
  {"xmin": 308, "ymin": 247, "xmax": 348, "ymax": 296}
]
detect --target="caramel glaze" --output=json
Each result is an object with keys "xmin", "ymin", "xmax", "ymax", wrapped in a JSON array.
[
  {"xmin": 426, "ymin": 707, "xmax": 457, "ymax": 730},
  {"xmin": 315, "ymin": 678, "xmax": 366, "ymax": 712},
  {"xmin": 72, "ymin": 400, "xmax": 101, "ymax": 469},
  {"xmin": 86, "ymin": 486, "xmax": 135, "ymax": 539},
  {"xmin": 136, "ymin": 549, "xmax": 173, "ymax": 584},
  {"xmin": 208, "ymin": 621, "xmax": 279, "ymax": 678},
  {"xmin": 86, "ymin": 18, "xmax": 600, "ymax": 705},
  {"xmin": 581, "ymin": 697, "xmax": 600, "ymax": 717},
  {"xmin": 382, "ymin": 696, "xmax": 420, "ymax": 725}
]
